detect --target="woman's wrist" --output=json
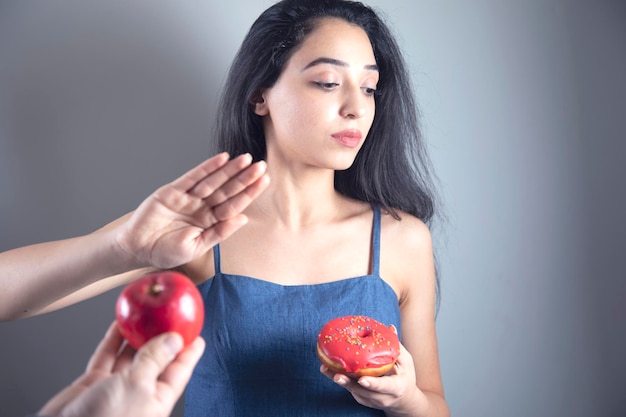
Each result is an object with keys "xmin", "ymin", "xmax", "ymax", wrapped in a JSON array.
[{"xmin": 384, "ymin": 385, "xmax": 431, "ymax": 417}]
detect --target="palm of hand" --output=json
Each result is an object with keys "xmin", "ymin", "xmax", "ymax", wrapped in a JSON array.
[{"xmin": 115, "ymin": 153, "xmax": 269, "ymax": 269}]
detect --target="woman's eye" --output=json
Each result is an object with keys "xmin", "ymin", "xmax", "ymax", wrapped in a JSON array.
[
  {"xmin": 363, "ymin": 87, "xmax": 377, "ymax": 96},
  {"xmin": 315, "ymin": 82, "xmax": 339, "ymax": 90}
]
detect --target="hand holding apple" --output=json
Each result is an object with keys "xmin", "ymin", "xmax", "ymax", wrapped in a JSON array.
[{"xmin": 116, "ymin": 271, "xmax": 204, "ymax": 349}]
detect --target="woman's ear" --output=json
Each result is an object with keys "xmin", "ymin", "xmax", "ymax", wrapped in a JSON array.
[{"xmin": 250, "ymin": 90, "xmax": 269, "ymax": 116}]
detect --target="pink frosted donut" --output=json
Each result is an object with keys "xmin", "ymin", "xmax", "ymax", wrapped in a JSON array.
[{"xmin": 317, "ymin": 315, "xmax": 400, "ymax": 377}]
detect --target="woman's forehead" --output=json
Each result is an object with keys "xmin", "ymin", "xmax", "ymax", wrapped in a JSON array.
[{"xmin": 286, "ymin": 18, "xmax": 376, "ymax": 70}]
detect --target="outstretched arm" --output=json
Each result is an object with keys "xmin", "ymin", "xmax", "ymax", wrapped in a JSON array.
[{"xmin": 0, "ymin": 153, "xmax": 269, "ymax": 321}]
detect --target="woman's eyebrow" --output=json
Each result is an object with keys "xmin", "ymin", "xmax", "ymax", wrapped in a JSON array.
[{"xmin": 302, "ymin": 57, "xmax": 379, "ymax": 72}]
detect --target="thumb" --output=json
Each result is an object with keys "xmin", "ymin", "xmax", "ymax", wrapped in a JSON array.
[{"xmin": 130, "ymin": 333, "xmax": 184, "ymax": 381}]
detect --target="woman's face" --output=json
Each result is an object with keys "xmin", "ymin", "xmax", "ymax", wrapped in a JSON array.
[{"xmin": 256, "ymin": 18, "xmax": 378, "ymax": 171}]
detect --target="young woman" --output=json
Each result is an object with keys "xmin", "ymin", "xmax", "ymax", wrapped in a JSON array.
[{"xmin": 1, "ymin": 1, "xmax": 448, "ymax": 416}]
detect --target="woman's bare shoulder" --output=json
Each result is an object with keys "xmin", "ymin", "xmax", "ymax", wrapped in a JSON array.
[
  {"xmin": 380, "ymin": 209, "xmax": 435, "ymax": 302},
  {"xmin": 381, "ymin": 209, "xmax": 433, "ymax": 251}
]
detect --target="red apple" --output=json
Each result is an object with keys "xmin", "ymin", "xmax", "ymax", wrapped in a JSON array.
[{"xmin": 115, "ymin": 270, "xmax": 204, "ymax": 350}]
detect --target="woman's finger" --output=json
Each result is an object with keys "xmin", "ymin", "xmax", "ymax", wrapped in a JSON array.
[
  {"xmin": 357, "ymin": 375, "xmax": 397, "ymax": 395},
  {"xmin": 169, "ymin": 153, "xmax": 230, "ymax": 193},
  {"xmin": 202, "ymin": 160, "xmax": 268, "ymax": 208},
  {"xmin": 186, "ymin": 171, "xmax": 269, "ymax": 237},
  {"xmin": 392, "ymin": 343, "xmax": 414, "ymax": 372},
  {"xmin": 212, "ymin": 172, "xmax": 270, "ymax": 220},
  {"xmin": 187, "ymin": 153, "xmax": 254, "ymax": 199}
]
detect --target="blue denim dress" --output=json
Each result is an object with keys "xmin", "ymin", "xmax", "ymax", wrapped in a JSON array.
[{"xmin": 184, "ymin": 206, "xmax": 401, "ymax": 416}]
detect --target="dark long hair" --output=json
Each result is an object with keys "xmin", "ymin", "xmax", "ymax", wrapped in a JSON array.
[{"xmin": 213, "ymin": 0, "xmax": 439, "ymax": 226}]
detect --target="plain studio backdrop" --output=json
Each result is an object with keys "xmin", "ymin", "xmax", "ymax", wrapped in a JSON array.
[{"xmin": 1, "ymin": 1, "xmax": 624, "ymax": 416}]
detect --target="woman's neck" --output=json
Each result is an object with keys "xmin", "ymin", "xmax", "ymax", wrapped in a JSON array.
[{"xmin": 250, "ymin": 162, "xmax": 345, "ymax": 230}]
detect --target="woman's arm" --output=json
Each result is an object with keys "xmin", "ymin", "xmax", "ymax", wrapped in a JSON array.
[
  {"xmin": 0, "ymin": 153, "xmax": 269, "ymax": 321},
  {"xmin": 320, "ymin": 214, "xmax": 449, "ymax": 417},
  {"xmin": 390, "ymin": 218, "xmax": 448, "ymax": 417},
  {"xmin": 0, "ymin": 218, "xmax": 148, "ymax": 321}
]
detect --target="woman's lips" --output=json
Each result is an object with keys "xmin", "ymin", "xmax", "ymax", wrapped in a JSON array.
[{"xmin": 331, "ymin": 129, "xmax": 362, "ymax": 148}]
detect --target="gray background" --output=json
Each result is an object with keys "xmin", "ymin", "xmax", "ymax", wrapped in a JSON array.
[{"xmin": 1, "ymin": 1, "xmax": 624, "ymax": 416}]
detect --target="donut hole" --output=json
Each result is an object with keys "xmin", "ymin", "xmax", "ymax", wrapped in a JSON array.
[
  {"xmin": 358, "ymin": 329, "xmax": 371, "ymax": 338},
  {"xmin": 350, "ymin": 327, "xmax": 372, "ymax": 339}
]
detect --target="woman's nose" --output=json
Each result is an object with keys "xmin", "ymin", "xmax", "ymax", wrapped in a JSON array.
[{"xmin": 339, "ymin": 87, "xmax": 368, "ymax": 119}]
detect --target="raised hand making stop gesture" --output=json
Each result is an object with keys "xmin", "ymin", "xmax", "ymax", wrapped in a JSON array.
[{"xmin": 116, "ymin": 152, "xmax": 269, "ymax": 269}]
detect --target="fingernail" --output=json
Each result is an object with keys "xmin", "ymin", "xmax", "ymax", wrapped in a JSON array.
[
  {"xmin": 358, "ymin": 378, "xmax": 371, "ymax": 388},
  {"xmin": 163, "ymin": 333, "xmax": 184, "ymax": 359},
  {"xmin": 335, "ymin": 375, "xmax": 347, "ymax": 386}
]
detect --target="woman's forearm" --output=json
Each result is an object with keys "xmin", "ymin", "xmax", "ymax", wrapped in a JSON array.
[{"xmin": 0, "ymin": 226, "xmax": 145, "ymax": 321}]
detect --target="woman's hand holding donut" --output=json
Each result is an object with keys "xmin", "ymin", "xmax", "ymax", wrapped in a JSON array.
[
  {"xmin": 115, "ymin": 153, "xmax": 269, "ymax": 269},
  {"xmin": 321, "ymin": 343, "xmax": 431, "ymax": 417}
]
